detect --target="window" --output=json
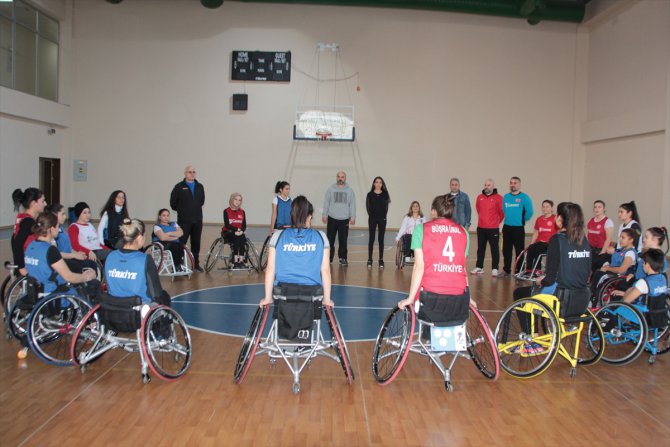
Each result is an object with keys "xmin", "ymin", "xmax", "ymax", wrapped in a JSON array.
[{"xmin": 0, "ymin": 0, "xmax": 59, "ymax": 101}]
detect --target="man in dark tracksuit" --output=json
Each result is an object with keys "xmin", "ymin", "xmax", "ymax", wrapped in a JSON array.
[{"xmin": 170, "ymin": 165, "xmax": 205, "ymax": 271}]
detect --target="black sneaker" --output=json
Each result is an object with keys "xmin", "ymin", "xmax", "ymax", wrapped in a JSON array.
[
  {"xmin": 339, "ymin": 258, "xmax": 348, "ymax": 266},
  {"xmin": 367, "ymin": 260, "xmax": 372, "ymax": 268},
  {"xmin": 194, "ymin": 266, "xmax": 204, "ymax": 273},
  {"xmin": 379, "ymin": 260, "xmax": 384, "ymax": 269}
]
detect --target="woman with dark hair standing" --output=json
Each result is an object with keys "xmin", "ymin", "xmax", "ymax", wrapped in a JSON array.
[
  {"xmin": 259, "ymin": 196, "xmax": 332, "ymax": 307},
  {"xmin": 98, "ymin": 190, "xmax": 129, "ymax": 249},
  {"xmin": 588, "ymin": 200, "xmax": 615, "ymax": 270},
  {"xmin": 11, "ymin": 188, "xmax": 46, "ymax": 276},
  {"xmin": 366, "ymin": 176, "xmax": 391, "ymax": 269},
  {"xmin": 270, "ymin": 181, "xmax": 292, "ymax": 233}
]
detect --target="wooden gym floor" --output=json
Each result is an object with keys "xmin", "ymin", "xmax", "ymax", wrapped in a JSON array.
[{"xmin": 1, "ymin": 227, "xmax": 669, "ymax": 446}]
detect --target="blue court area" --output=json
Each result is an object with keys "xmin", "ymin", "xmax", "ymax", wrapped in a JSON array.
[{"xmin": 172, "ymin": 284, "xmax": 406, "ymax": 341}]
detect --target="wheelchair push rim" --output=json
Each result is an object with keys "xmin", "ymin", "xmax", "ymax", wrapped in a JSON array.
[
  {"xmin": 246, "ymin": 238, "xmax": 261, "ymax": 272},
  {"xmin": 567, "ymin": 309, "xmax": 605, "ymax": 366},
  {"xmin": 466, "ymin": 305, "xmax": 500, "ymax": 380},
  {"xmin": 141, "ymin": 305, "xmax": 192, "ymax": 381},
  {"xmin": 371, "ymin": 305, "xmax": 415, "ymax": 385},
  {"xmin": 494, "ymin": 298, "xmax": 561, "ymax": 379},
  {"xmin": 204, "ymin": 238, "xmax": 224, "ymax": 273},
  {"xmin": 596, "ymin": 302, "xmax": 648, "ymax": 365},
  {"xmin": 71, "ymin": 304, "xmax": 103, "ymax": 366},
  {"xmin": 4, "ymin": 275, "xmax": 28, "ymax": 323},
  {"xmin": 234, "ymin": 305, "xmax": 270, "ymax": 384},
  {"xmin": 27, "ymin": 294, "xmax": 94, "ymax": 366},
  {"xmin": 259, "ymin": 235, "xmax": 271, "ymax": 272},
  {"xmin": 324, "ymin": 306, "xmax": 355, "ymax": 385},
  {"xmin": 144, "ymin": 244, "xmax": 165, "ymax": 274}
]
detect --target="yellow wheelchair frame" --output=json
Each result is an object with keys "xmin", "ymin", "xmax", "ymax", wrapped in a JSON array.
[{"xmin": 494, "ymin": 294, "xmax": 605, "ymax": 378}]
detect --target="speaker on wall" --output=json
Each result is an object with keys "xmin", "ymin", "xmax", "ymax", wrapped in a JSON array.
[{"xmin": 232, "ymin": 94, "xmax": 248, "ymax": 111}]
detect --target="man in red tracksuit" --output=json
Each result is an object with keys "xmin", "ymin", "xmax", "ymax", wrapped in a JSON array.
[{"xmin": 471, "ymin": 179, "xmax": 504, "ymax": 276}]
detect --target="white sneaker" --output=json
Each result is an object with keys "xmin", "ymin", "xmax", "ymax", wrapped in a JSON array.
[
  {"xmin": 470, "ymin": 267, "xmax": 484, "ymax": 275},
  {"xmin": 405, "ymin": 256, "xmax": 412, "ymax": 263},
  {"xmin": 491, "ymin": 269, "xmax": 499, "ymax": 277}
]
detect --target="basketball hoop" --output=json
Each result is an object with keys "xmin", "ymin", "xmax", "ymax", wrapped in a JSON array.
[{"xmin": 315, "ymin": 130, "xmax": 332, "ymax": 141}]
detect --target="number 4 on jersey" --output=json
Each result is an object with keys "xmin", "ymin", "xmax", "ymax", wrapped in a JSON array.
[{"xmin": 442, "ymin": 236, "xmax": 455, "ymax": 262}]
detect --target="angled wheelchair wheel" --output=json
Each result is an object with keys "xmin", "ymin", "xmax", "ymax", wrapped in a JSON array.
[
  {"xmin": 1, "ymin": 272, "xmax": 14, "ymax": 313},
  {"xmin": 596, "ymin": 276, "xmax": 628, "ymax": 307},
  {"xmin": 564, "ymin": 309, "xmax": 605, "ymax": 366},
  {"xmin": 596, "ymin": 302, "xmax": 647, "ymax": 365},
  {"xmin": 70, "ymin": 305, "xmax": 104, "ymax": 367},
  {"xmin": 259, "ymin": 235, "xmax": 271, "ymax": 271},
  {"xmin": 234, "ymin": 305, "xmax": 270, "ymax": 383},
  {"xmin": 395, "ymin": 241, "xmax": 405, "ymax": 270},
  {"xmin": 494, "ymin": 298, "xmax": 561, "ymax": 378},
  {"xmin": 141, "ymin": 305, "xmax": 192, "ymax": 381},
  {"xmin": 144, "ymin": 243, "xmax": 165, "ymax": 273},
  {"xmin": 4, "ymin": 275, "xmax": 27, "ymax": 322},
  {"xmin": 651, "ymin": 302, "xmax": 670, "ymax": 356},
  {"xmin": 466, "ymin": 305, "xmax": 500, "ymax": 380},
  {"xmin": 27, "ymin": 294, "xmax": 94, "ymax": 366},
  {"xmin": 371, "ymin": 306, "xmax": 415, "ymax": 385},
  {"xmin": 8, "ymin": 300, "xmax": 31, "ymax": 344},
  {"xmin": 183, "ymin": 246, "xmax": 195, "ymax": 275},
  {"xmin": 512, "ymin": 248, "xmax": 529, "ymax": 279},
  {"xmin": 324, "ymin": 306, "xmax": 354, "ymax": 384},
  {"xmin": 204, "ymin": 238, "xmax": 224, "ymax": 273},
  {"xmin": 246, "ymin": 238, "xmax": 261, "ymax": 272}
]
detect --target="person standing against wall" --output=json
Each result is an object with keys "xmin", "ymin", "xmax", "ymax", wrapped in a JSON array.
[
  {"xmin": 448, "ymin": 178, "xmax": 471, "ymax": 230},
  {"xmin": 471, "ymin": 179, "xmax": 504, "ymax": 276},
  {"xmin": 322, "ymin": 171, "xmax": 356, "ymax": 266},
  {"xmin": 170, "ymin": 165, "xmax": 205, "ymax": 272},
  {"xmin": 366, "ymin": 176, "xmax": 391, "ymax": 269},
  {"xmin": 500, "ymin": 176, "xmax": 533, "ymax": 277}
]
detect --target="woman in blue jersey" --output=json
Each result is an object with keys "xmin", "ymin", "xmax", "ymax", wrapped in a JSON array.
[
  {"xmin": 24, "ymin": 213, "xmax": 97, "ymax": 295},
  {"xmin": 45, "ymin": 203, "xmax": 97, "ymax": 274},
  {"xmin": 105, "ymin": 218, "xmax": 169, "ymax": 305},
  {"xmin": 269, "ymin": 181, "xmax": 292, "ymax": 233},
  {"xmin": 153, "ymin": 209, "xmax": 184, "ymax": 269},
  {"xmin": 259, "ymin": 195, "xmax": 333, "ymax": 308}
]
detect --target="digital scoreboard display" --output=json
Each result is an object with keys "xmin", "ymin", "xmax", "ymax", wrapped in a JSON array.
[{"xmin": 231, "ymin": 51, "xmax": 291, "ymax": 82}]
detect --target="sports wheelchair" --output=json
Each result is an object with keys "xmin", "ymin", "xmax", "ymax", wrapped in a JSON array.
[
  {"xmin": 495, "ymin": 290, "xmax": 605, "ymax": 378},
  {"xmin": 145, "ymin": 242, "xmax": 195, "ymax": 280},
  {"xmin": 7, "ymin": 277, "xmax": 97, "ymax": 365},
  {"xmin": 204, "ymin": 235, "xmax": 260, "ymax": 273},
  {"xmin": 394, "ymin": 235, "xmax": 414, "ymax": 270},
  {"xmin": 234, "ymin": 284, "xmax": 354, "ymax": 394},
  {"xmin": 513, "ymin": 247, "xmax": 546, "ymax": 282},
  {"xmin": 592, "ymin": 274, "xmax": 630, "ymax": 308},
  {"xmin": 71, "ymin": 294, "xmax": 192, "ymax": 383},
  {"xmin": 371, "ymin": 290, "xmax": 499, "ymax": 392},
  {"xmin": 594, "ymin": 295, "xmax": 670, "ymax": 365}
]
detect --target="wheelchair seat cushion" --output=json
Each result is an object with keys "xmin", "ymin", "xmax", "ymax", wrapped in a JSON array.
[
  {"xmin": 272, "ymin": 283, "xmax": 324, "ymax": 340},
  {"xmin": 556, "ymin": 287, "xmax": 590, "ymax": 318},
  {"xmin": 418, "ymin": 289, "xmax": 470, "ymax": 326},
  {"xmin": 98, "ymin": 293, "xmax": 143, "ymax": 333}
]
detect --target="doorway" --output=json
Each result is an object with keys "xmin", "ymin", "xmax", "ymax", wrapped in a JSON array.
[{"xmin": 39, "ymin": 157, "xmax": 61, "ymax": 205}]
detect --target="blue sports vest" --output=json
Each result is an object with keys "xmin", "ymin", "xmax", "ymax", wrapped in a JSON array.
[
  {"xmin": 643, "ymin": 274, "xmax": 668, "ymax": 299},
  {"xmin": 25, "ymin": 240, "xmax": 65, "ymax": 294},
  {"xmin": 275, "ymin": 196, "xmax": 292, "ymax": 229},
  {"xmin": 153, "ymin": 222, "xmax": 177, "ymax": 242},
  {"xmin": 105, "ymin": 250, "xmax": 150, "ymax": 303},
  {"xmin": 274, "ymin": 228, "xmax": 325, "ymax": 286},
  {"xmin": 611, "ymin": 247, "xmax": 637, "ymax": 274},
  {"xmin": 55, "ymin": 226, "xmax": 73, "ymax": 253}
]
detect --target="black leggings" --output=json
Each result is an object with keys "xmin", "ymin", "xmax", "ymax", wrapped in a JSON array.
[
  {"xmin": 161, "ymin": 241, "xmax": 184, "ymax": 267},
  {"xmin": 224, "ymin": 231, "xmax": 246, "ymax": 257},
  {"xmin": 368, "ymin": 217, "xmax": 387, "ymax": 261}
]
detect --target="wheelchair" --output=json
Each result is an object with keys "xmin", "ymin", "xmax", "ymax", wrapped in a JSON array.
[
  {"xmin": 234, "ymin": 284, "xmax": 354, "ymax": 394},
  {"xmin": 1, "ymin": 261, "xmax": 20, "ymax": 312},
  {"xmin": 513, "ymin": 247, "xmax": 546, "ymax": 282},
  {"xmin": 592, "ymin": 274, "xmax": 630, "ymax": 308},
  {"xmin": 3, "ymin": 266, "xmax": 27, "ymax": 335},
  {"xmin": 7, "ymin": 277, "xmax": 96, "ymax": 365},
  {"xmin": 144, "ymin": 241, "xmax": 195, "ymax": 280},
  {"xmin": 495, "ymin": 290, "xmax": 605, "ymax": 378},
  {"xmin": 394, "ymin": 235, "xmax": 414, "ymax": 270},
  {"xmin": 204, "ymin": 235, "xmax": 260, "ymax": 273},
  {"xmin": 371, "ymin": 290, "xmax": 499, "ymax": 392},
  {"xmin": 258, "ymin": 235, "xmax": 271, "ymax": 271},
  {"xmin": 594, "ymin": 295, "xmax": 670, "ymax": 365},
  {"xmin": 71, "ymin": 293, "xmax": 192, "ymax": 383}
]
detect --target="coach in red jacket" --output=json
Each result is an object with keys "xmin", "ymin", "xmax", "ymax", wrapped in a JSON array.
[{"xmin": 471, "ymin": 179, "xmax": 504, "ymax": 276}]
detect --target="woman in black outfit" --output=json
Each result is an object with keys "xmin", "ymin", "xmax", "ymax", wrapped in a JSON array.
[{"xmin": 366, "ymin": 176, "xmax": 391, "ymax": 269}]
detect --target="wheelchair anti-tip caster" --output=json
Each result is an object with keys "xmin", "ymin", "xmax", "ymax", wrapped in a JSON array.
[
  {"xmin": 143, "ymin": 374, "xmax": 151, "ymax": 384},
  {"xmin": 570, "ymin": 368, "xmax": 577, "ymax": 378},
  {"xmin": 444, "ymin": 381, "xmax": 453, "ymax": 392},
  {"xmin": 292, "ymin": 383, "xmax": 300, "ymax": 394},
  {"xmin": 648, "ymin": 356, "xmax": 656, "ymax": 365},
  {"xmin": 80, "ymin": 364, "xmax": 88, "ymax": 374}
]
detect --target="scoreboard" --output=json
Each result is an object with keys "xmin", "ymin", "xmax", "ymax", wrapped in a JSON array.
[{"xmin": 231, "ymin": 51, "xmax": 291, "ymax": 82}]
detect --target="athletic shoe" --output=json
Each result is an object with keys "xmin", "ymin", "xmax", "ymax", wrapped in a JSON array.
[
  {"xmin": 491, "ymin": 269, "xmax": 499, "ymax": 277},
  {"xmin": 367, "ymin": 260, "xmax": 372, "ymax": 269},
  {"xmin": 340, "ymin": 258, "xmax": 348, "ymax": 266},
  {"xmin": 497, "ymin": 270, "xmax": 510, "ymax": 277},
  {"xmin": 522, "ymin": 342, "xmax": 545, "ymax": 356},
  {"xmin": 470, "ymin": 267, "xmax": 484, "ymax": 275},
  {"xmin": 194, "ymin": 266, "xmax": 204, "ymax": 273},
  {"xmin": 379, "ymin": 260, "xmax": 384, "ymax": 269},
  {"xmin": 405, "ymin": 256, "xmax": 412, "ymax": 263}
]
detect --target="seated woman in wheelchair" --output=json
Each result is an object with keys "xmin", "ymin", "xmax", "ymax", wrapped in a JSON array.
[
  {"xmin": 394, "ymin": 201, "xmax": 425, "ymax": 263},
  {"xmin": 223, "ymin": 193, "xmax": 248, "ymax": 269},
  {"xmin": 105, "ymin": 218, "xmax": 170, "ymax": 306},
  {"xmin": 397, "ymin": 194, "xmax": 474, "ymax": 320},
  {"xmin": 259, "ymin": 195, "xmax": 332, "ymax": 309},
  {"xmin": 511, "ymin": 202, "xmax": 592, "ymax": 354},
  {"xmin": 631, "ymin": 227, "xmax": 668, "ymax": 282},
  {"xmin": 524, "ymin": 200, "xmax": 557, "ymax": 274},
  {"xmin": 612, "ymin": 248, "xmax": 668, "ymax": 305},
  {"xmin": 590, "ymin": 228, "xmax": 638, "ymax": 298},
  {"xmin": 153, "ymin": 208, "xmax": 184, "ymax": 269},
  {"xmin": 68, "ymin": 202, "xmax": 110, "ymax": 263},
  {"xmin": 24, "ymin": 212, "xmax": 98, "ymax": 297},
  {"xmin": 45, "ymin": 203, "xmax": 98, "ymax": 274}
]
